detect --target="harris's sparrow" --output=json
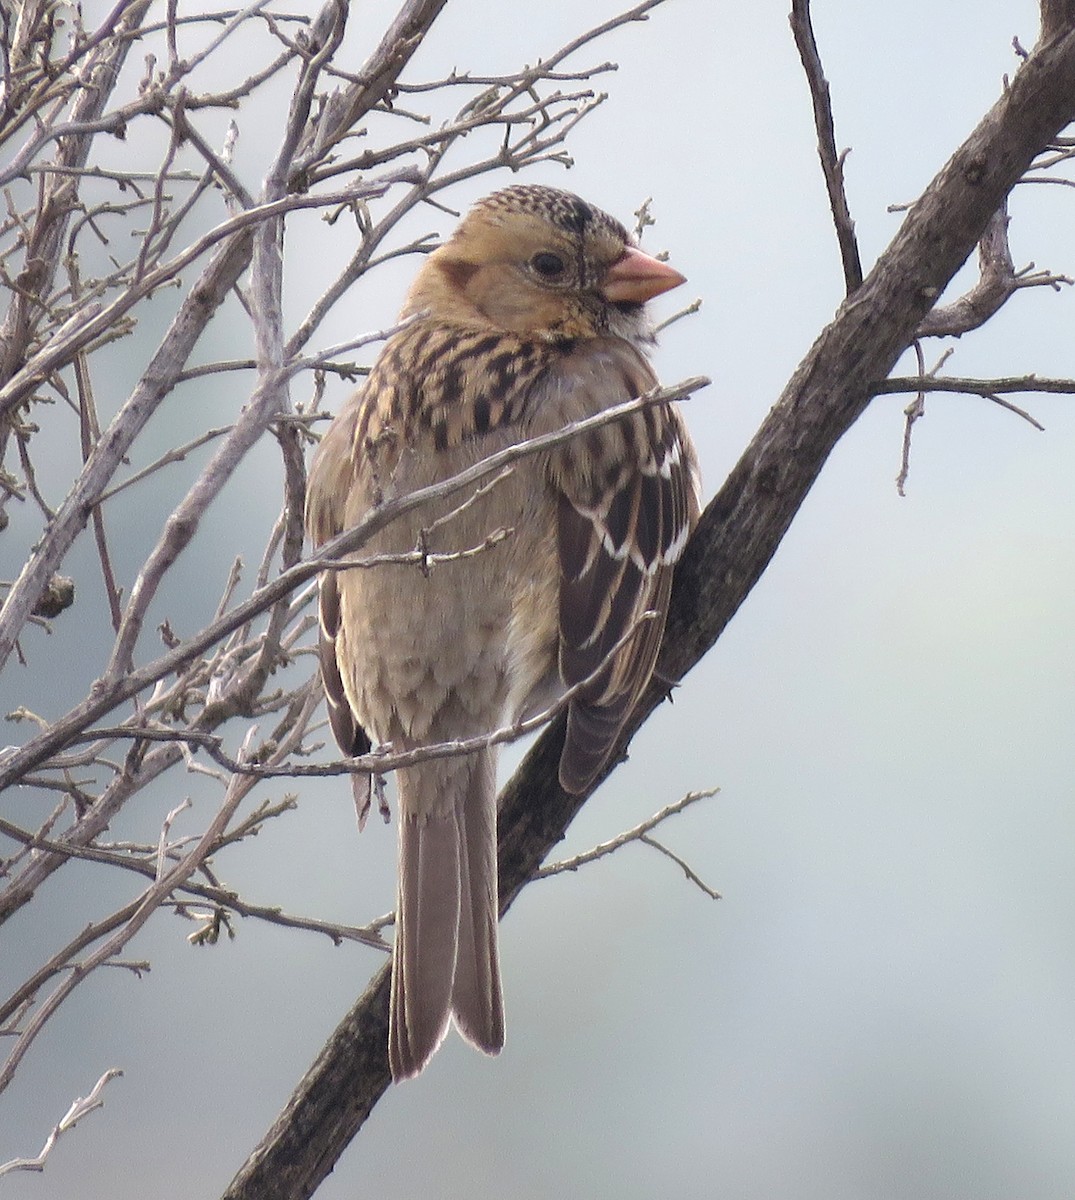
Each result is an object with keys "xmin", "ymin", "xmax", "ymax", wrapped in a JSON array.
[{"xmin": 305, "ymin": 184, "xmax": 700, "ymax": 1081}]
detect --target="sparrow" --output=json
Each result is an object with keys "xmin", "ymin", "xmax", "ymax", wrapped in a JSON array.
[{"xmin": 305, "ymin": 184, "xmax": 700, "ymax": 1081}]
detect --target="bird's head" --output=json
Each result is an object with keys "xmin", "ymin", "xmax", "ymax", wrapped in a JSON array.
[{"xmin": 404, "ymin": 185, "xmax": 685, "ymax": 346}]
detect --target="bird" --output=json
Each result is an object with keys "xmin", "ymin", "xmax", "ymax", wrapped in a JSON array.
[{"xmin": 305, "ymin": 184, "xmax": 700, "ymax": 1081}]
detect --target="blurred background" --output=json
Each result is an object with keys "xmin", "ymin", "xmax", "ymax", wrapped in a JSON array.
[{"xmin": 3, "ymin": 1, "xmax": 1075, "ymax": 1197}]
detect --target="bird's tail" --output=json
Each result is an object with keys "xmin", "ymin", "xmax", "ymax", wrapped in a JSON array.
[{"xmin": 389, "ymin": 748, "xmax": 504, "ymax": 1081}]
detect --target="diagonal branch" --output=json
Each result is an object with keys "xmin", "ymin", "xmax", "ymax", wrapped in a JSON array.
[{"xmin": 291, "ymin": 0, "xmax": 450, "ymax": 179}]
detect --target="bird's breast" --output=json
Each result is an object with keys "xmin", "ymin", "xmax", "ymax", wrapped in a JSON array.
[{"xmin": 334, "ymin": 436, "xmax": 558, "ymax": 749}]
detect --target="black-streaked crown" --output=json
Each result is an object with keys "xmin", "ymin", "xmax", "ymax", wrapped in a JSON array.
[{"xmin": 471, "ymin": 185, "xmax": 631, "ymax": 247}]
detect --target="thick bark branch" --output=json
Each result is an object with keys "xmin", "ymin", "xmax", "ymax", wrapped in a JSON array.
[{"xmin": 219, "ymin": 25, "xmax": 1075, "ymax": 1200}]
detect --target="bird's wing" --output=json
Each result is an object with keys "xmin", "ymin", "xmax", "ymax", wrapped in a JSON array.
[
  {"xmin": 305, "ymin": 393, "xmax": 373, "ymax": 815},
  {"xmin": 538, "ymin": 340, "xmax": 699, "ymax": 793}
]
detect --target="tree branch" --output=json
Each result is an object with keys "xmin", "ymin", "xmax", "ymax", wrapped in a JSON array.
[
  {"xmin": 0, "ymin": 1069, "xmax": 123, "ymax": 1178},
  {"xmin": 789, "ymin": 0, "xmax": 863, "ymax": 293},
  {"xmin": 916, "ymin": 200, "xmax": 1072, "ymax": 336}
]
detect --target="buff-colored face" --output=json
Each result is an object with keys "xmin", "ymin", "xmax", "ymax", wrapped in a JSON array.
[{"xmin": 407, "ymin": 184, "xmax": 685, "ymax": 340}]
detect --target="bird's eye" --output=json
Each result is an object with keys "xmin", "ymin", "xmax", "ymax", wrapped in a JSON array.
[{"xmin": 530, "ymin": 251, "xmax": 566, "ymax": 280}]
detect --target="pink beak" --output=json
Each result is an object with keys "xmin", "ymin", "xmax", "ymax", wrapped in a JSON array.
[{"xmin": 601, "ymin": 246, "xmax": 686, "ymax": 304}]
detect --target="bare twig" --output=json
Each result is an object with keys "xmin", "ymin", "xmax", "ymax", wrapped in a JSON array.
[
  {"xmin": 895, "ymin": 340, "xmax": 929, "ymax": 496},
  {"xmin": 916, "ymin": 201, "xmax": 1072, "ymax": 336},
  {"xmin": 95, "ymin": 426, "xmax": 233, "ymax": 504},
  {"xmin": 74, "ymin": 353, "xmax": 124, "ymax": 632},
  {"xmin": 70, "ymin": 606, "xmax": 663, "ymax": 791},
  {"xmin": 0, "ymin": 810, "xmax": 388, "ymax": 951},
  {"xmin": 0, "ymin": 1069, "xmax": 123, "ymax": 1178},
  {"xmin": 789, "ymin": 0, "xmax": 863, "ymax": 293},
  {"xmin": 876, "ymin": 372, "xmax": 1075, "ymax": 398},
  {"xmin": 538, "ymin": 788, "xmax": 721, "ymax": 900}
]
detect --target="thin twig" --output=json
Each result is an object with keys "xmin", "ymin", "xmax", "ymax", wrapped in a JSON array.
[
  {"xmin": 876, "ymin": 372, "xmax": 1075, "ymax": 397},
  {"xmin": 916, "ymin": 200, "xmax": 1072, "ymax": 337},
  {"xmin": 789, "ymin": 0, "xmax": 863, "ymax": 293},
  {"xmin": 0, "ymin": 1069, "xmax": 123, "ymax": 1177},
  {"xmin": 537, "ymin": 788, "xmax": 720, "ymax": 900},
  {"xmin": 895, "ymin": 340, "xmax": 928, "ymax": 496},
  {"xmin": 2, "ymin": 726, "xmax": 260, "ymax": 1092},
  {"xmin": 75, "ymin": 607, "xmax": 665, "ymax": 783}
]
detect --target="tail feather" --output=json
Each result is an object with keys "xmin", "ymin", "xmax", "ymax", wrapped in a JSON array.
[
  {"xmin": 389, "ymin": 750, "xmax": 504, "ymax": 1082},
  {"xmin": 451, "ymin": 750, "xmax": 504, "ymax": 1054},
  {"xmin": 390, "ymin": 809, "xmax": 458, "ymax": 1079}
]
